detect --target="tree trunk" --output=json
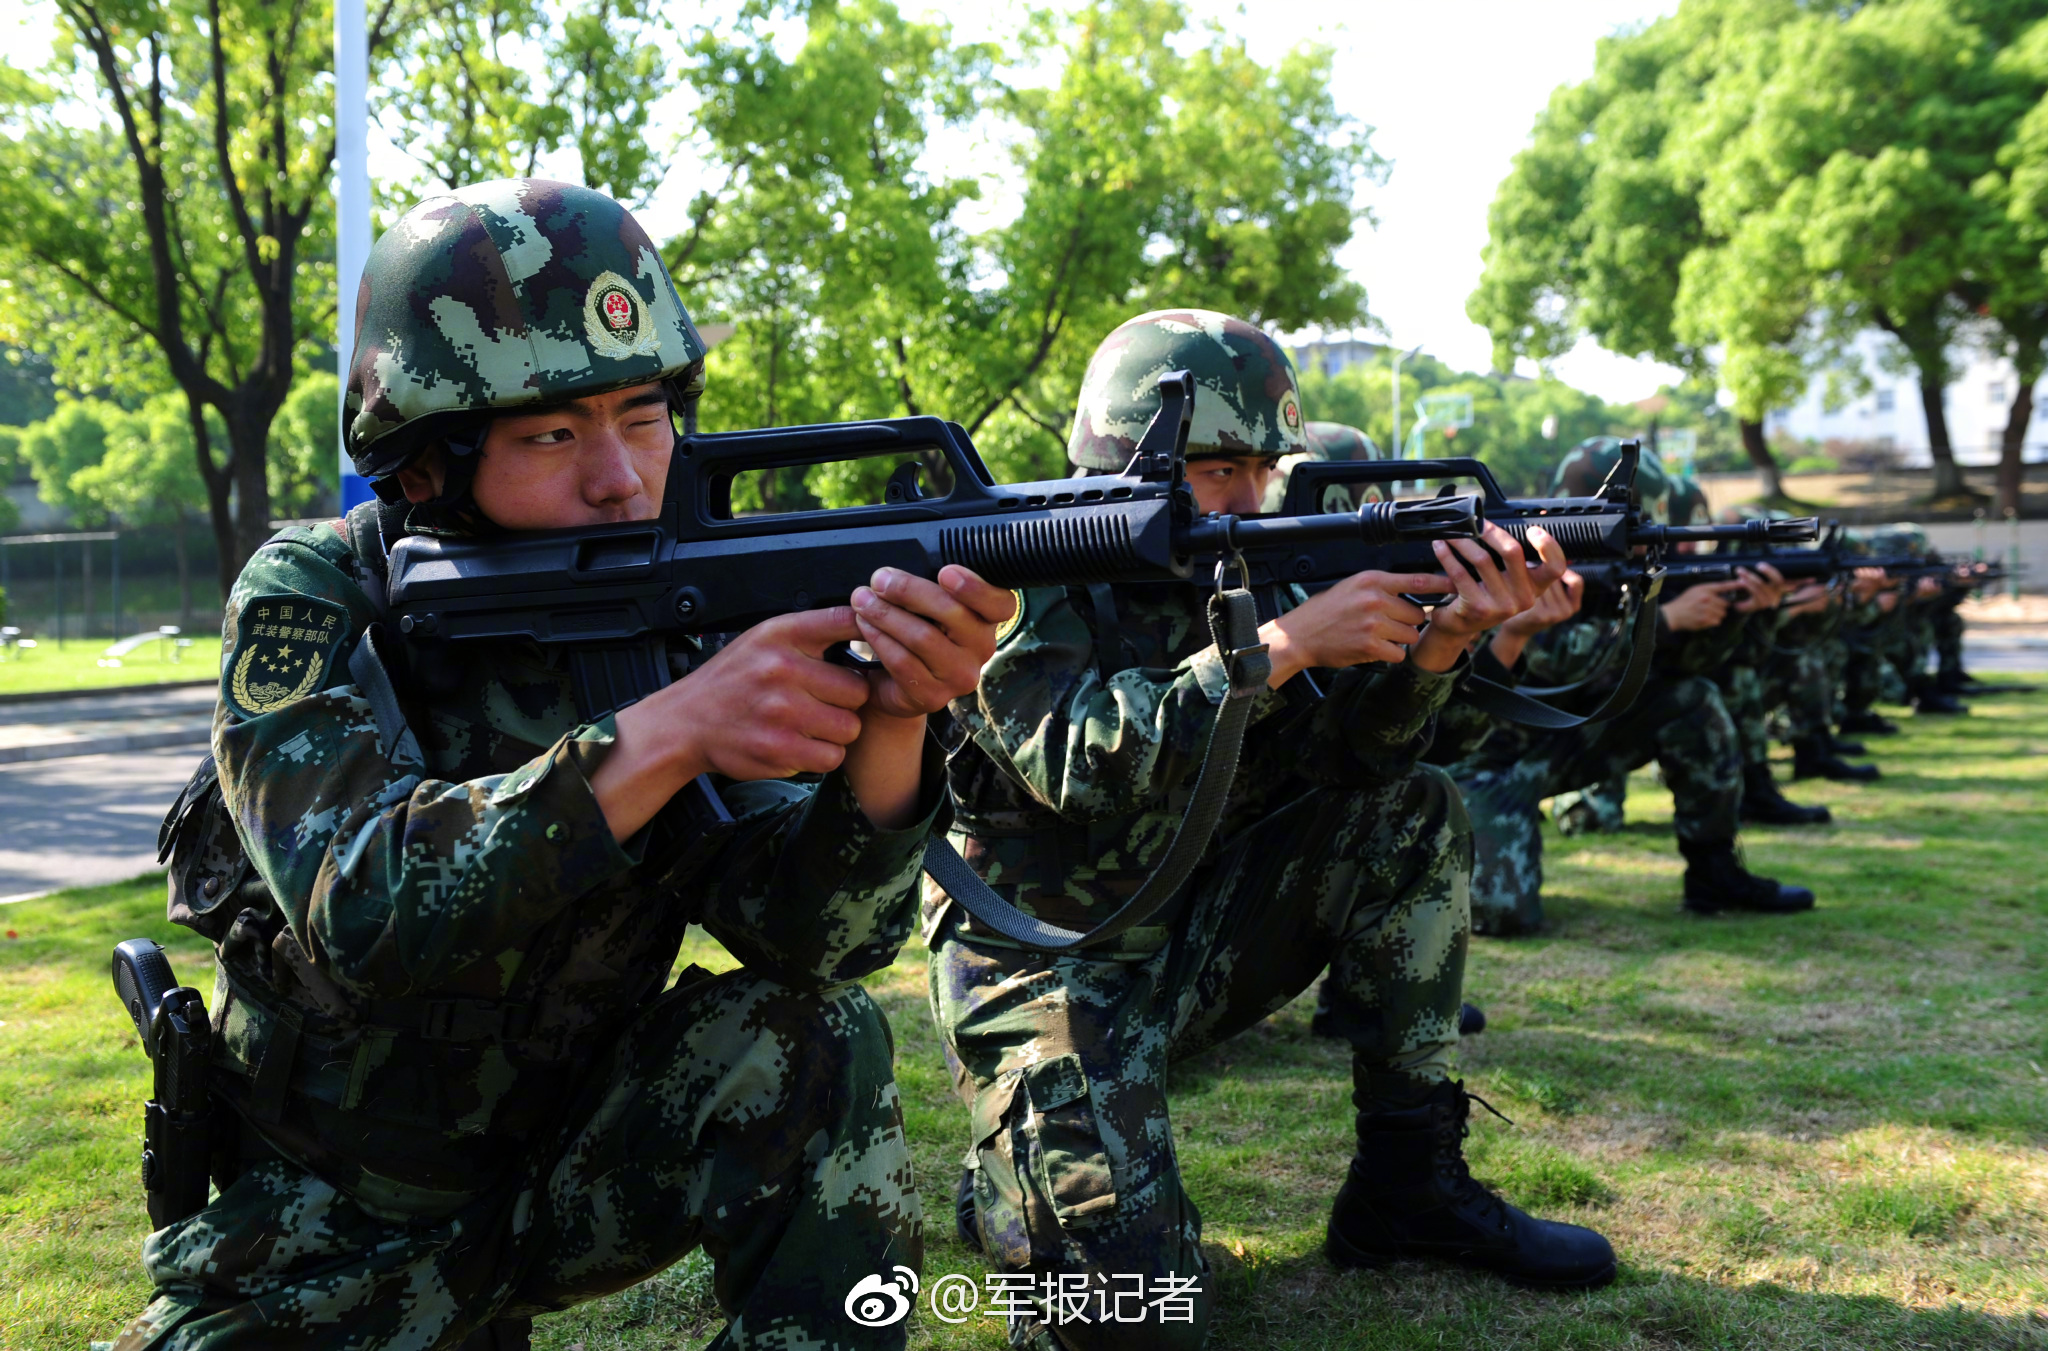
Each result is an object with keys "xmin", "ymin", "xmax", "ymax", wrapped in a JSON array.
[
  {"xmin": 1738, "ymin": 419, "xmax": 1784, "ymax": 499},
  {"xmin": 1998, "ymin": 378, "xmax": 2035, "ymax": 520},
  {"xmin": 227, "ymin": 412, "xmax": 274, "ymax": 572},
  {"xmin": 1917, "ymin": 373, "xmax": 1968, "ymax": 500}
]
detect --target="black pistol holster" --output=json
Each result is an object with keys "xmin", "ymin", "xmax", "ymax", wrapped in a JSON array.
[{"xmin": 112, "ymin": 938, "xmax": 215, "ymax": 1229}]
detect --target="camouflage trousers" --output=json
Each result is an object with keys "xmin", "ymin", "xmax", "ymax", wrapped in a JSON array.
[
  {"xmin": 1451, "ymin": 674, "xmax": 1742, "ymax": 934},
  {"xmin": 110, "ymin": 969, "xmax": 921, "ymax": 1351},
  {"xmin": 1842, "ymin": 631, "xmax": 1899, "ymax": 713},
  {"xmin": 1766, "ymin": 644, "xmax": 1834, "ymax": 741},
  {"xmin": 926, "ymin": 767, "xmax": 1471, "ymax": 1351}
]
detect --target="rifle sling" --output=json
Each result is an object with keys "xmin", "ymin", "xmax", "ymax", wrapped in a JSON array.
[
  {"xmin": 924, "ymin": 585, "xmax": 1271, "ymax": 953},
  {"xmin": 1457, "ymin": 570, "xmax": 1666, "ymax": 732}
]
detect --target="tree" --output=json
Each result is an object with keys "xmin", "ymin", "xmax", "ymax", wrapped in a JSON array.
[
  {"xmin": 1976, "ymin": 10, "xmax": 2048, "ymax": 518},
  {"xmin": 0, "ymin": 0, "xmax": 395, "ymax": 598},
  {"xmin": 1716, "ymin": 0, "xmax": 2039, "ymax": 501},
  {"xmin": 1296, "ymin": 354, "xmax": 1628, "ymax": 496},
  {"xmin": 671, "ymin": 0, "xmax": 1379, "ymax": 497},
  {"xmin": 1469, "ymin": 0, "xmax": 1806, "ymax": 497},
  {"xmin": 17, "ymin": 400, "xmax": 125, "ymax": 526},
  {"xmin": 269, "ymin": 373, "xmax": 342, "ymax": 521},
  {"xmin": 70, "ymin": 394, "xmax": 213, "ymax": 626}
]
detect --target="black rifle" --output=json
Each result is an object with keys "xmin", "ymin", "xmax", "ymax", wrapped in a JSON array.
[
  {"xmin": 111, "ymin": 938, "xmax": 213, "ymax": 1229},
  {"xmin": 1275, "ymin": 446, "xmax": 1819, "ymax": 726},
  {"xmin": 386, "ymin": 372, "xmax": 1484, "ymax": 720}
]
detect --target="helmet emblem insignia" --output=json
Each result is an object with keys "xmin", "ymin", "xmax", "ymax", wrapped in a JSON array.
[
  {"xmin": 1280, "ymin": 393, "xmax": 1302, "ymax": 432},
  {"xmin": 584, "ymin": 270, "xmax": 660, "ymax": 359}
]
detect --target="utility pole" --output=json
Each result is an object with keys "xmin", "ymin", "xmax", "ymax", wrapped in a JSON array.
[{"xmin": 336, "ymin": 0, "xmax": 372, "ymax": 512}]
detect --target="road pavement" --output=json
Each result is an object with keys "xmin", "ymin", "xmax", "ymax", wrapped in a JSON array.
[{"xmin": 0, "ymin": 745, "xmax": 201, "ymax": 902}]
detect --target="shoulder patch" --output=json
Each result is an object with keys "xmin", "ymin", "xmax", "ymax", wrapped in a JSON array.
[
  {"xmin": 994, "ymin": 589, "xmax": 1029, "ymax": 646},
  {"xmin": 226, "ymin": 596, "xmax": 349, "ymax": 719}
]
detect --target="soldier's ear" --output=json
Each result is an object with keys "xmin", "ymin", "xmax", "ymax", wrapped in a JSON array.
[{"xmin": 394, "ymin": 445, "xmax": 448, "ymax": 504}]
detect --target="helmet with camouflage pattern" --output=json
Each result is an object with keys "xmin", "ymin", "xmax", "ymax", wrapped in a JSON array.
[
  {"xmin": 1868, "ymin": 523, "xmax": 1932, "ymax": 559},
  {"xmin": 1262, "ymin": 420, "xmax": 1386, "ymax": 513},
  {"xmin": 1552, "ymin": 436, "xmax": 1672, "ymax": 525},
  {"xmin": 1067, "ymin": 310, "xmax": 1307, "ymax": 471},
  {"xmin": 1305, "ymin": 421, "xmax": 1383, "ymax": 461},
  {"xmin": 1666, "ymin": 473, "xmax": 1711, "ymax": 528},
  {"xmin": 345, "ymin": 178, "xmax": 708, "ymax": 483}
]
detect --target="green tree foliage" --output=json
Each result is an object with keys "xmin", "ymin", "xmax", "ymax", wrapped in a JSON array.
[
  {"xmin": 377, "ymin": 0, "xmax": 674, "ymax": 206},
  {"xmin": 1476, "ymin": 0, "xmax": 2048, "ymax": 506},
  {"xmin": 1971, "ymin": 10, "xmax": 2048, "ymax": 516},
  {"xmin": 18, "ymin": 401, "xmax": 125, "ymax": 527},
  {"xmin": 0, "ymin": 346, "xmax": 57, "ymax": 428},
  {"xmin": 68, "ymin": 395, "xmax": 214, "ymax": 625},
  {"xmin": 0, "ymin": 0, "xmax": 381, "ymax": 597},
  {"xmin": 268, "ymin": 373, "xmax": 342, "ymax": 521},
  {"xmin": 677, "ymin": 0, "xmax": 1380, "ymax": 501},
  {"xmin": 1469, "ymin": 0, "xmax": 1804, "ymax": 497},
  {"xmin": 1295, "ymin": 354, "xmax": 1630, "ymax": 496}
]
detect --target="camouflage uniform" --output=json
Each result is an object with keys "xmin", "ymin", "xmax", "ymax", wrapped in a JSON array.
[
  {"xmin": 110, "ymin": 181, "xmax": 936, "ymax": 1351},
  {"xmin": 929, "ymin": 313, "xmax": 1472, "ymax": 1347},
  {"xmin": 1439, "ymin": 444, "xmax": 1749, "ymax": 933},
  {"xmin": 1439, "ymin": 623, "xmax": 1743, "ymax": 933}
]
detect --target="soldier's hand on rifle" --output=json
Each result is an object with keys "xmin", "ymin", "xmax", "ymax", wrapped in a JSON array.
[
  {"xmin": 1660, "ymin": 582, "xmax": 1733, "ymax": 632},
  {"xmin": 593, "ymin": 608, "xmax": 878, "ymax": 840},
  {"xmin": 1850, "ymin": 567, "xmax": 1889, "ymax": 603},
  {"xmin": 848, "ymin": 565, "xmax": 1014, "ymax": 718},
  {"xmin": 1489, "ymin": 565, "xmax": 1585, "ymax": 670},
  {"xmin": 840, "ymin": 564, "xmax": 1013, "ymax": 829},
  {"xmin": 1729, "ymin": 563, "xmax": 1789, "ymax": 613},
  {"xmin": 1409, "ymin": 523, "xmax": 1568, "ymax": 672},
  {"xmin": 1914, "ymin": 575, "xmax": 1943, "ymax": 600},
  {"xmin": 1782, "ymin": 580, "xmax": 1832, "ymax": 617}
]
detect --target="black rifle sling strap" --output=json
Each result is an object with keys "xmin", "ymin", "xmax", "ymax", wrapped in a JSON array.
[
  {"xmin": 1456, "ymin": 570, "xmax": 1667, "ymax": 732},
  {"xmin": 923, "ymin": 581, "xmax": 1271, "ymax": 953}
]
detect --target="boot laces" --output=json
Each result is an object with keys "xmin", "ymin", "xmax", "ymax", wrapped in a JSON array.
[{"xmin": 1436, "ymin": 1085, "xmax": 1517, "ymax": 1229}]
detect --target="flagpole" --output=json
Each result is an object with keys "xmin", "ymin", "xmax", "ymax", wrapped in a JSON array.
[{"xmin": 336, "ymin": 0, "xmax": 372, "ymax": 511}]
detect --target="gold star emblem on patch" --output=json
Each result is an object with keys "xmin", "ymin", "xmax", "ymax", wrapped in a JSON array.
[{"xmin": 226, "ymin": 595, "xmax": 349, "ymax": 719}]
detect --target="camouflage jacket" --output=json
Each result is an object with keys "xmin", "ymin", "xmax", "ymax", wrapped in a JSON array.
[
  {"xmin": 931, "ymin": 580, "xmax": 1456, "ymax": 947},
  {"xmin": 204, "ymin": 519, "xmax": 943, "ymax": 1219}
]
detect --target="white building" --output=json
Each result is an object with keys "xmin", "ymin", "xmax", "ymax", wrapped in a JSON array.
[{"xmin": 1767, "ymin": 333, "xmax": 2048, "ymax": 467}]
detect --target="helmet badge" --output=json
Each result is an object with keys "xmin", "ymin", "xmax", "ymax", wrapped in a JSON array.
[
  {"xmin": 1280, "ymin": 392, "xmax": 1302, "ymax": 433},
  {"xmin": 584, "ymin": 270, "xmax": 660, "ymax": 359}
]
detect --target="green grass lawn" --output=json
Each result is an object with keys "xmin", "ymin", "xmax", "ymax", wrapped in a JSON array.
[
  {"xmin": 4, "ymin": 682, "xmax": 2044, "ymax": 1349},
  {"xmin": 0, "ymin": 638, "xmax": 220, "ymax": 697}
]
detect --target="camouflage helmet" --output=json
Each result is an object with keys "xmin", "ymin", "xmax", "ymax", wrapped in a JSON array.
[
  {"xmin": 1868, "ymin": 523, "xmax": 1932, "ymax": 559},
  {"xmin": 1553, "ymin": 436, "xmax": 1672, "ymax": 525},
  {"xmin": 1264, "ymin": 420, "xmax": 1386, "ymax": 512},
  {"xmin": 1666, "ymin": 473, "xmax": 1711, "ymax": 527},
  {"xmin": 345, "ymin": 178, "xmax": 708, "ymax": 481},
  {"xmin": 1305, "ymin": 421, "xmax": 1383, "ymax": 461},
  {"xmin": 1067, "ymin": 310, "xmax": 1308, "ymax": 471}
]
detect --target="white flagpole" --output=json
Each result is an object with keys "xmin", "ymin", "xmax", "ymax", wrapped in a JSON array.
[{"xmin": 336, "ymin": 0, "xmax": 372, "ymax": 511}]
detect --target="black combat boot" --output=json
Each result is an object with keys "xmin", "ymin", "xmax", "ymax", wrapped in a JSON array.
[
  {"xmin": 1327, "ymin": 1080, "xmax": 1616, "ymax": 1289},
  {"xmin": 1459, "ymin": 1003, "xmax": 1486, "ymax": 1036},
  {"xmin": 1838, "ymin": 708, "xmax": 1899, "ymax": 736},
  {"xmin": 1914, "ymin": 690, "xmax": 1970, "ymax": 715},
  {"xmin": 1829, "ymin": 731, "xmax": 1868, "ymax": 756},
  {"xmin": 1791, "ymin": 735, "xmax": 1880, "ymax": 782},
  {"xmin": 1739, "ymin": 762, "xmax": 1832, "ymax": 825},
  {"xmin": 1679, "ymin": 838, "xmax": 1815, "ymax": 915}
]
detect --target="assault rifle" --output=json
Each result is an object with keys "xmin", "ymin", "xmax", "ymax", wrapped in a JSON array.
[{"xmin": 386, "ymin": 372, "xmax": 1486, "ymax": 720}]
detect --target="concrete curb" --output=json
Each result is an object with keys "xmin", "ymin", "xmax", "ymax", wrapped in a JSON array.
[
  {"xmin": 0, "ymin": 723, "xmax": 213, "ymax": 765},
  {"xmin": 0, "ymin": 678, "xmax": 216, "ymax": 707}
]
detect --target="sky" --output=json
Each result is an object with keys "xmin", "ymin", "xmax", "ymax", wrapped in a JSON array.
[{"xmin": 0, "ymin": 0, "xmax": 1689, "ymax": 403}]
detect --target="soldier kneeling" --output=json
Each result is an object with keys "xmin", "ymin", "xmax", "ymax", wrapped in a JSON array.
[
  {"xmin": 108, "ymin": 180, "xmax": 1011, "ymax": 1351},
  {"xmin": 927, "ymin": 312, "xmax": 1616, "ymax": 1351}
]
